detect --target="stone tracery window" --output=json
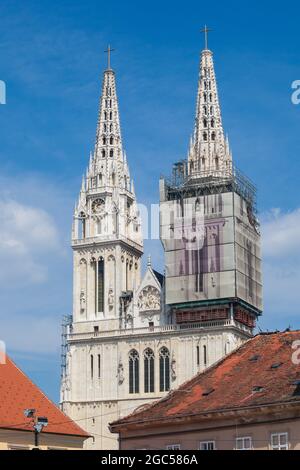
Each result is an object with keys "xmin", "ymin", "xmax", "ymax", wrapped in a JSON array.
[
  {"xmin": 144, "ymin": 348, "xmax": 154, "ymax": 393},
  {"xmin": 159, "ymin": 347, "xmax": 170, "ymax": 392},
  {"xmin": 129, "ymin": 349, "xmax": 139, "ymax": 394}
]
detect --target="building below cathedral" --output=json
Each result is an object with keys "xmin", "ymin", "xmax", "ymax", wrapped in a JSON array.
[
  {"xmin": 110, "ymin": 331, "xmax": 300, "ymax": 451},
  {"xmin": 0, "ymin": 355, "xmax": 88, "ymax": 450},
  {"xmin": 60, "ymin": 38, "xmax": 262, "ymax": 449}
]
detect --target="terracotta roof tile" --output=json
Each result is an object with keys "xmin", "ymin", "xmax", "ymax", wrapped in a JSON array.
[
  {"xmin": 111, "ymin": 331, "xmax": 300, "ymax": 428},
  {"xmin": 0, "ymin": 355, "xmax": 88, "ymax": 437}
]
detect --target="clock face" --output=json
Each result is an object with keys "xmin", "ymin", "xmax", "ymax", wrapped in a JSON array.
[{"xmin": 92, "ymin": 198, "xmax": 105, "ymax": 213}]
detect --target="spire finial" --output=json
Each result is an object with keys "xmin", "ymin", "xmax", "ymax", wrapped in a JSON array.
[
  {"xmin": 104, "ymin": 44, "xmax": 115, "ymax": 70},
  {"xmin": 200, "ymin": 25, "xmax": 212, "ymax": 50},
  {"xmin": 147, "ymin": 254, "xmax": 152, "ymax": 267}
]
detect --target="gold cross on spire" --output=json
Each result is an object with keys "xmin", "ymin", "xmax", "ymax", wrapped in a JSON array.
[
  {"xmin": 104, "ymin": 44, "xmax": 115, "ymax": 70},
  {"xmin": 200, "ymin": 25, "xmax": 212, "ymax": 50}
]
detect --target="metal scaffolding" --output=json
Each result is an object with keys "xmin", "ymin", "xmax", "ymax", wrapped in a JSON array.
[
  {"xmin": 162, "ymin": 160, "xmax": 257, "ymax": 213},
  {"xmin": 61, "ymin": 314, "xmax": 73, "ymax": 380}
]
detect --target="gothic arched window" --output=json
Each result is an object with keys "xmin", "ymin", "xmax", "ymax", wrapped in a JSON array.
[
  {"xmin": 102, "ymin": 136, "xmax": 106, "ymax": 145},
  {"xmin": 90, "ymin": 354, "xmax": 94, "ymax": 379},
  {"xmin": 110, "ymin": 149, "xmax": 114, "ymax": 158},
  {"xmin": 211, "ymin": 118, "xmax": 215, "ymax": 128},
  {"xmin": 109, "ymin": 111, "xmax": 112, "ymax": 120},
  {"xmin": 203, "ymin": 132, "xmax": 208, "ymax": 141},
  {"xmin": 110, "ymin": 136, "xmax": 114, "ymax": 145},
  {"xmin": 159, "ymin": 347, "xmax": 170, "ymax": 392},
  {"xmin": 103, "ymin": 123, "xmax": 107, "ymax": 132},
  {"xmin": 101, "ymin": 149, "xmax": 105, "ymax": 159},
  {"xmin": 211, "ymin": 132, "xmax": 216, "ymax": 141},
  {"xmin": 110, "ymin": 123, "xmax": 113, "ymax": 132},
  {"xmin": 97, "ymin": 257, "xmax": 104, "ymax": 313},
  {"xmin": 144, "ymin": 348, "xmax": 154, "ymax": 393},
  {"xmin": 104, "ymin": 111, "xmax": 107, "ymax": 120},
  {"xmin": 129, "ymin": 349, "xmax": 139, "ymax": 394},
  {"xmin": 78, "ymin": 212, "xmax": 86, "ymax": 239},
  {"xmin": 203, "ymin": 118, "xmax": 207, "ymax": 128},
  {"xmin": 203, "ymin": 345, "xmax": 207, "ymax": 367}
]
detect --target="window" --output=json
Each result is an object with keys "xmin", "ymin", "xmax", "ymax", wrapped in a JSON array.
[
  {"xmin": 159, "ymin": 347, "xmax": 170, "ymax": 392},
  {"xmin": 101, "ymin": 149, "xmax": 105, "ymax": 158},
  {"xmin": 129, "ymin": 349, "xmax": 139, "ymax": 394},
  {"xmin": 203, "ymin": 345, "xmax": 207, "ymax": 367},
  {"xmin": 144, "ymin": 348, "xmax": 154, "ymax": 393},
  {"xmin": 236, "ymin": 437, "xmax": 252, "ymax": 450},
  {"xmin": 196, "ymin": 345, "xmax": 200, "ymax": 366},
  {"xmin": 203, "ymin": 132, "xmax": 208, "ymax": 141},
  {"xmin": 110, "ymin": 136, "xmax": 114, "ymax": 145},
  {"xmin": 98, "ymin": 354, "xmax": 101, "ymax": 378},
  {"xmin": 271, "ymin": 433, "xmax": 289, "ymax": 450},
  {"xmin": 96, "ymin": 218, "xmax": 102, "ymax": 235},
  {"xmin": 97, "ymin": 258, "xmax": 104, "ymax": 313},
  {"xmin": 90, "ymin": 354, "xmax": 94, "ymax": 379},
  {"xmin": 110, "ymin": 149, "xmax": 114, "ymax": 158},
  {"xmin": 79, "ymin": 212, "xmax": 86, "ymax": 239},
  {"xmin": 166, "ymin": 444, "xmax": 181, "ymax": 450},
  {"xmin": 94, "ymin": 326, "xmax": 99, "ymax": 333},
  {"xmin": 200, "ymin": 441, "xmax": 215, "ymax": 450}
]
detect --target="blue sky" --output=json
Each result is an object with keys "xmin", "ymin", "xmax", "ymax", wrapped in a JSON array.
[{"xmin": 0, "ymin": 0, "xmax": 300, "ymax": 402}]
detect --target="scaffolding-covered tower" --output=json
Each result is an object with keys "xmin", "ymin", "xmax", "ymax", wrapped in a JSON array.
[
  {"xmin": 159, "ymin": 45, "xmax": 262, "ymax": 332},
  {"xmin": 160, "ymin": 162, "xmax": 262, "ymax": 331}
]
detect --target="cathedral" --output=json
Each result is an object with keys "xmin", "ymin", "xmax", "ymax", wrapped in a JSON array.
[{"xmin": 60, "ymin": 39, "xmax": 262, "ymax": 449}]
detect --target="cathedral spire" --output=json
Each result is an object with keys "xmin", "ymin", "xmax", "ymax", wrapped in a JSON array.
[
  {"xmin": 188, "ymin": 34, "xmax": 232, "ymax": 175},
  {"xmin": 94, "ymin": 50, "xmax": 123, "ymax": 163}
]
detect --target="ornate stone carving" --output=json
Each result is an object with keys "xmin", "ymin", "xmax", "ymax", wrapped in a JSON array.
[
  {"xmin": 80, "ymin": 290, "xmax": 86, "ymax": 314},
  {"xmin": 171, "ymin": 352, "xmax": 176, "ymax": 381},
  {"xmin": 117, "ymin": 357, "xmax": 124, "ymax": 385},
  {"xmin": 108, "ymin": 288, "xmax": 114, "ymax": 309},
  {"xmin": 138, "ymin": 286, "xmax": 160, "ymax": 312}
]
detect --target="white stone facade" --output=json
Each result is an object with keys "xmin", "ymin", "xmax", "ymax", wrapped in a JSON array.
[{"xmin": 60, "ymin": 49, "xmax": 254, "ymax": 450}]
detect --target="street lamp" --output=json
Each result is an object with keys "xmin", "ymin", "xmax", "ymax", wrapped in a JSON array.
[{"xmin": 24, "ymin": 409, "xmax": 48, "ymax": 448}]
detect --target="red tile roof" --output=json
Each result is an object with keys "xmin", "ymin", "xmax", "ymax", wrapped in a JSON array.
[
  {"xmin": 0, "ymin": 355, "xmax": 88, "ymax": 437},
  {"xmin": 111, "ymin": 331, "xmax": 300, "ymax": 429}
]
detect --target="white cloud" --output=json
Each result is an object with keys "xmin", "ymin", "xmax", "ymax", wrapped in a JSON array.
[
  {"xmin": 261, "ymin": 207, "xmax": 300, "ymax": 324},
  {"xmin": 0, "ymin": 198, "xmax": 61, "ymax": 284},
  {"xmin": 262, "ymin": 207, "xmax": 300, "ymax": 259}
]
